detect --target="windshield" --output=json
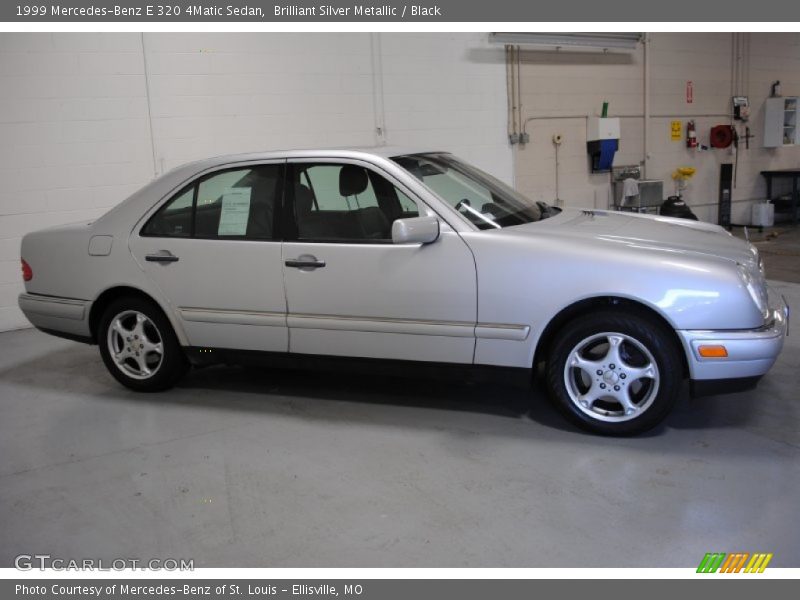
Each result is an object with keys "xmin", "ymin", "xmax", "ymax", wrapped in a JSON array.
[{"xmin": 393, "ymin": 153, "xmax": 559, "ymax": 230}]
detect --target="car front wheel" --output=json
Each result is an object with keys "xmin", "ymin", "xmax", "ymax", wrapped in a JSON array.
[
  {"xmin": 98, "ymin": 297, "xmax": 187, "ymax": 392},
  {"xmin": 546, "ymin": 310, "xmax": 683, "ymax": 435}
]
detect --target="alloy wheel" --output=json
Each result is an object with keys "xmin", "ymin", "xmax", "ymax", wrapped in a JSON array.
[
  {"xmin": 106, "ymin": 310, "xmax": 164, "ymax": 380},
  {"xmin": 563, "ymin": 331, "xmax": 660, "ymax": 423}
]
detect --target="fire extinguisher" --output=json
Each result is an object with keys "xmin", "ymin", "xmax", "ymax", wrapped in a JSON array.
[{"xmin": 686, "ymin": 120, "xmax": 697, "ymax": 149}]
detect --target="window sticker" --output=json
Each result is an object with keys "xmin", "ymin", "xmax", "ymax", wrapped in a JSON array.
[{"xmin": 217, "ymin": 187, "xmax": 251, "ymax": 235}]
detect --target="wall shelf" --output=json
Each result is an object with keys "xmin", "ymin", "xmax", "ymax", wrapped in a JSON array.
[{"xmin": 764, "ymin": 96, "xmax": 799, "ymax": 147}]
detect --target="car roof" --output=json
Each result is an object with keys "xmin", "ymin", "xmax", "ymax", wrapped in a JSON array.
[
  {"xmin": 183, "ymin": 145, "xmax": 443, "ymax": 166},
  {"xmin": 92, "ymin": 147, "xmax": 449, "ymax": 232}
]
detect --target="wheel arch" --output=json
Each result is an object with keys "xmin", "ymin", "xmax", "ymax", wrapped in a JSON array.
[
  {"xmin": 89, "ymin": 285, "xmax": 185, "ymax": 345},
  {"xmin": 533, "ymin": 296, "xmax": 689, "ymax": 377}
]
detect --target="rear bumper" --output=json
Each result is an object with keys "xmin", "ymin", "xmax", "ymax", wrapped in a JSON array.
[
  {"xmin": 679, "ymin": 287, "xmax": 788, "ymax": 393},
  {"xmin": 18, "ymin": 292, "xmax": 93, "ymax": 343}
]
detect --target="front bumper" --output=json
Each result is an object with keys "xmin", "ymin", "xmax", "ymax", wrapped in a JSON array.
[
  {"xmin": 18, "ymin": 292, "xmax": 93, "ymax": 343},
  {"xmin": 678, "ymin": 287, "xmax": 789, "ymax": 389}
]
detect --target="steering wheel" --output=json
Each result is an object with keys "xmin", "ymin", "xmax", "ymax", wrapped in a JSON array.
[{"xmin": 454, "ymin": 198, "xmax": 471, "ymax": 212}]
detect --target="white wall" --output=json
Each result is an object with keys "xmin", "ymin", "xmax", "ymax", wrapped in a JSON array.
[
  {"xmin": 514, "ymin": 33, "xmax": 800, "ymax": 222},
  {"xmin": 0, "ymin": 32, "xmax": 510, "ymax": 331},
  {"xmin": 3, "ymin": 32, "xmax": 798, "ymax": 334},
  {"xmin": 0, "ymin": 33, "xmax": 155, "ymax": 331},
  {"xmin": 380, "ymin": 33, "xmax": 511, "ymax": 181}
]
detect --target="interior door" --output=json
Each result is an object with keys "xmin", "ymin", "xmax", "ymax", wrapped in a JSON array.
[
  {"xmin": 282, "ymin": 160, "xmax": 477, "ymax": 363},
  {"xmin": 129, "ymin": 161, "xmax": 288, "ymax": 352}
]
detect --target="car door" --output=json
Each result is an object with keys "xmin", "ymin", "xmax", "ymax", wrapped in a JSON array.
[
  {"xmin": 281, "ymin": 159, "xmax": 477, "ymax": 363},
  {"xmin": 129, "ymin": 161, "xmax": 288, "ymax": 353}
]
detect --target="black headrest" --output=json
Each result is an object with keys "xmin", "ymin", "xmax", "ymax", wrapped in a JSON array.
[
  {"xmin": 339, "ymin": 165, "xmax": 368, "ymax": 197},
  {"xmin": 295, "ymin": 184, "xmax": 314, "ymax": 215}
]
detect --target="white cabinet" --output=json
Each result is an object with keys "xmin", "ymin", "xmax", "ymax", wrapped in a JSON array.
[{"xmin": 764, "ymin": 96, "xmax": 799, "ymax": 148}]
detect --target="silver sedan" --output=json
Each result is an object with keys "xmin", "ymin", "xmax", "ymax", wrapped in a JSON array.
[{"xmin": 18, "ymin": 148, "xmax": 789, "ymax": 435}]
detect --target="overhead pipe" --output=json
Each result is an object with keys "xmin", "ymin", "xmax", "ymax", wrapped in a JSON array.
[
  {"xmin": 730, "ymin": 33, "xmax": 736, "ymax": 101},
  {"xmin": 643, "ymin": 33, "xmax": 650, "ymax": 178},
  {"xmin": 370, "ymin": 33, "xmax": 386, "ymax": 146},
  {"xmin": 506, "ymin": 45, "xmax": 516, "ymax": 142},
  {"xmin": 516, "ymin": 44, "xmax": 523, "ymax": 143},
  {"xmin": 505, "ymin": 44, "xmax": 526, "ymax": 145}
]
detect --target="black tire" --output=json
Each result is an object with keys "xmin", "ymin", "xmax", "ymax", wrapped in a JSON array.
[
  {"xmin": 98, "ymin": 296, "xmax": 188, "ymax": 392},
  {"xmin": 545, "ymin": 309, "xmax": 683, "ymax": 436}
]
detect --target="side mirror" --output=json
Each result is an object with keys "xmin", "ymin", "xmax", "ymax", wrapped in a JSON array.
[{"xmin": 391, "ymin": 216, "xmax": 440, "ymax": 245}]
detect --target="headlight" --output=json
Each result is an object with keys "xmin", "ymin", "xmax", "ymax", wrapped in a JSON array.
[
  {"xmin": 749, "ymin": 244, "xmax": 766, "ymax": 277},
  {"xmin": 738, "ymin": 264, "xmax": 769, "ymax": 320}
]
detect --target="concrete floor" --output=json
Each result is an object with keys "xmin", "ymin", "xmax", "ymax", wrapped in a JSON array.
[{"xmin": 1, "ymin": 283, "xmax": 798, "ymax": 568}]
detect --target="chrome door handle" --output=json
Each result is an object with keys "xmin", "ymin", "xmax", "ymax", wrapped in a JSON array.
[
  {"xmin": 285, "ymin": 257, "xmax": 326, "ymax": 269},
  {"xmin": 146, "ymin": 252, "xmax": 179, "ymax": 263}
]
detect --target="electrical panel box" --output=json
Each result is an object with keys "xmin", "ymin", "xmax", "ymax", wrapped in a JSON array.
[
  {"xmin": 587, "ymin": 117, "xmax": 620, "ymax": 173},
  {"xmin": 764, "ymin": 97, "xmax": 798, "ymax": 147},
  {"xmin": 587, "ymin": 117, "xmax": 621, "ymax": 141}
]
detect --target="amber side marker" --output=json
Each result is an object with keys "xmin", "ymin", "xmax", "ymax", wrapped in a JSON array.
[{"xmin": 698, "ymin": 345, "xmax": 728, "ymax": 358}]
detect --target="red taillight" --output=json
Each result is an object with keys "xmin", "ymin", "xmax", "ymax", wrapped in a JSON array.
[{"xmin": 21, "ymin": 258, "xmax": 32, "ymax": 282}]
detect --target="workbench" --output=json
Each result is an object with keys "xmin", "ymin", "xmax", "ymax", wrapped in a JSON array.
[{"xmin": 761, "ymin": 168, "xmax": 800, "ymax": 224}]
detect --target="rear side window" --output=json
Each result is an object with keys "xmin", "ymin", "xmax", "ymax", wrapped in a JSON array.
[
  {"xmin": 143, "ymin": 187, "xmax": 194, "ymax": 237},
  {"xmin": 142, "ymin": 165, "xmax": 282, "ymax": 240}
]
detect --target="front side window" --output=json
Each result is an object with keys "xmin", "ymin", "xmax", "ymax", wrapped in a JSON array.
[
  {"xmin": 393, "ymin": 153, "xmax": 559, "ymax": 230},
  {"xmin": 291, "ymin": 163, "xmax": 419, "ymax": 242},
  {"xmin": 142, "ymin": 165, "xmax": 282, "ymax": 240}
]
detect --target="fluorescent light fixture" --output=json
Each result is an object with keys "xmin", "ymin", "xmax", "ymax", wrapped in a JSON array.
[{"xmin": 489, "ymin": 33, "xmax": 642, "ymax": 51}]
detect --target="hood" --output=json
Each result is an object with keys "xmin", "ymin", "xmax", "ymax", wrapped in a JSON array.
[{"xmin": 522, "ymin": 209, "xmax": 758, "ymax": 267}]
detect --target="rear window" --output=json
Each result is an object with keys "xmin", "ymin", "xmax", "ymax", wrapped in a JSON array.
[{"xmin": 142, "ymin": 165, "xmax": 282, "ymax": 240}]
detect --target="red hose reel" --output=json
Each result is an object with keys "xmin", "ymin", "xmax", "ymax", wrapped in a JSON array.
[{"xmin": 710, "ymin": 125, "xmax": 735, "ymax": 149}]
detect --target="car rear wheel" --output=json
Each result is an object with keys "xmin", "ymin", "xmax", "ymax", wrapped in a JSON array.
[
  {"xmin": 545, "ymin": 310, "xmax": 683, "ymax": 435},
  {"xmin": 98, "ymin": 296, "xmax": 187, "ymax": 392}
]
